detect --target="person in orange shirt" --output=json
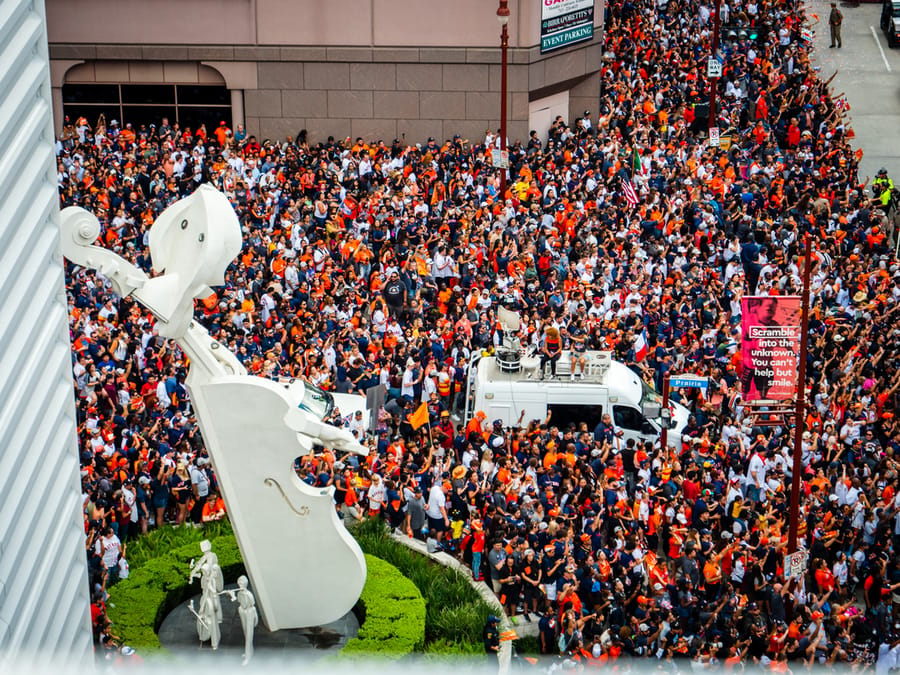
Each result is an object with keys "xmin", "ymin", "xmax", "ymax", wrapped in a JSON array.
[
  {"xmin": 723, "ymin": 640, "xmax": 750, "ymax": 669},
  {"xmin": 814, "ymin": 558, "xmax": 836, "ymax": 594},
  {"xmin": 214, "ymin": 121, "xmax": 231, "ymax": 145},
  {"xmin": 466, "ymin": 411, "xmax": 486, "ymax": 437},
  {"xmin": 495, "ymin": 460, "xmax": 511, "ymax": 486},
  {"xmin": 646, "ymin": 502, "xmax": 663, "ymax": 552},
  {"xmin": 270, "ymin": 251, "xmax": 287, "ymax": 278},
  {"xmin": 201, "ymin": 492, "xmax": 226, "ymax": 522},
  {"xmin": 542, "ymin": 441, "xmax": 560, "ymax": 471},
  {"xmin": 118, "ymin": 123, "xmax": 136, "ymax": 146},
  {"xmin": 703, "ymin": 541, "xmax": 735, "ymax": 601}
]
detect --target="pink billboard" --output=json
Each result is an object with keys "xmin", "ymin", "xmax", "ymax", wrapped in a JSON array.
[{"xmin": 741, "ymin": 296, "xmax": 802, "ymax": 402}]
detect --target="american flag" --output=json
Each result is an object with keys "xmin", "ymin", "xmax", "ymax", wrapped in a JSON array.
[{"xmin": 623, "ymin": 179, "xmax": 639, "ymax": 206}]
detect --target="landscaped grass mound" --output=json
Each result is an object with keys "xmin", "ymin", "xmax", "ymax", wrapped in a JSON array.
[{"xmin": 341, "ymin": 555, "xmax": 425, "ymax": 657}]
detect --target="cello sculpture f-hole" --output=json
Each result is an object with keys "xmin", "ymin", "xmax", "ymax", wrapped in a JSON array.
[{"xmin": 264, "ymin": 478, "xmax": 311, "ymax": 517}]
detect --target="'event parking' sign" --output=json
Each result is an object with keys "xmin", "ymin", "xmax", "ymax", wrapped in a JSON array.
[{"xmin": 541, "ymin": 0, "xmax": 595, "ymax": 53}]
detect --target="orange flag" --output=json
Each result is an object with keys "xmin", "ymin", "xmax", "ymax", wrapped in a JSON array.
[{"xmin": 409, "ymin": 402, "xmax": 430, "ymax": 430}]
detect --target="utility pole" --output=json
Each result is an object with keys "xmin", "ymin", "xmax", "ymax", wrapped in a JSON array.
[
  {"xmin": 660, "ymin": 373, "xmax": 671, "ymax": 451},
  {"xmin": 787, "ymin": 233, "xmax": 813, "ymax": 554},
  {"xmin": 497, "ymin": 0, "xmax": 510, "ymax": 200},
  {"xmin": 708, "ymin": 0, "xmax": 723, "ymax": 134}
]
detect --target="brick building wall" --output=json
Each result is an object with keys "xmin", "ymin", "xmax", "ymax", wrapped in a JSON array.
[{"xmin": 47, "ymin": 0, "xmax": 604, "ymax": 145}]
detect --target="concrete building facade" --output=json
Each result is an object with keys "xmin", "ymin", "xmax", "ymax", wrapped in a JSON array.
[
  {"xmin": 46, "ymin": 0, "xmax": 604, "ymax": 144},
  {"xmin": 0, "ymin": 0, "xmax": 93, "ymax": 664}
]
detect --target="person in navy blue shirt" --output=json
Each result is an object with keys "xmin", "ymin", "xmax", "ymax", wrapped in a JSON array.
[{"xmin": 593, "ymin": 412, "xmax": 616, "ymax": 444}]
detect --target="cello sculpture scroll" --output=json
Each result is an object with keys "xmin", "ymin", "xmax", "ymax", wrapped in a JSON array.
[{"xmin": 60, "ymin": 185, "xmax": 367, "ymax": 630}]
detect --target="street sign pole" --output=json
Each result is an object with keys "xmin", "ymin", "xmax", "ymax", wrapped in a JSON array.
[
  {"xmin": 787, "ymin": 234, "xmax": 813, "ymax": 554},
  {"xmin": 708, "ymin": 0, "xmax": 722, "ymax": 134},
  {"xmin": 660, "ymin": 373, "xmax": 670, "ymax": 451},
  {"xmin": 498, "ymin": 0, "xmax": 510, "ymax": 200},
  {"xmin": 365, "ymin": 383, "xmax": 386, "ymax": 437}
]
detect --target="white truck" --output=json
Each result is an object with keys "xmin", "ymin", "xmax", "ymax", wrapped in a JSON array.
[{"xmin": 463, "ymin": 309, "xmax": 690, "ymax": 448}]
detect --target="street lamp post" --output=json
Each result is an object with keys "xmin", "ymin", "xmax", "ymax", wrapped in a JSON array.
[
  {"xmin": 497, "ymin": 0, "xmax": 510, "ymax": 200},
  {"xmin": 787, "ymin": 233, "xmax": 813, "ymax": 555},
  {"xmin": 660, "ymin": 373, "xmax": 671, "ymax": 452},
  {"xmin": 708, "ymin": 0, "xmax": 722, "ymax": 135}
]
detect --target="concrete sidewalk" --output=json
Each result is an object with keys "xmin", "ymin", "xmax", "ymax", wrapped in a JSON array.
[{"xmin": 807, "ymin": 0, "xmax": 900, "ymax": 183}]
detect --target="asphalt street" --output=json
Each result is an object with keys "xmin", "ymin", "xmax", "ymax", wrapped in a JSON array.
[{"xmin": 807, "ymin": 0, "xmax": 900, "ymax": 184}]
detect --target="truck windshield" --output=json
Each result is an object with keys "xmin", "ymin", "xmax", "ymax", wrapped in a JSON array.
[
  {"xmin": 298, "ymin": 381, "xmax": 334, "ymax": 420},
  {"xmin": 640, "ymin": 378, "xmax": 662, "ymax": 407}
]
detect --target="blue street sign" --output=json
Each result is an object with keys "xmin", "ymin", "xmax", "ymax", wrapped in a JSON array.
[{"xmin": 669, "ymin": 374, "xmax": 709, "ymax": 390}]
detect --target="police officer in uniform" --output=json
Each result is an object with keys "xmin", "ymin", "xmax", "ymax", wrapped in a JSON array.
[
  {"xmin": 829, "ymin": 2, "xmax": 843, "ymax": 48},
  {"xmin": 873, "ymin": 169, "xmax": 894, "ymax": 208},
  {"xmin": 483, "ymin": 614, "xmax": 500, "ymax": 662}
]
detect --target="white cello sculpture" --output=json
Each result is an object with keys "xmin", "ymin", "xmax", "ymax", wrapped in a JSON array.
[{"xmin": 60, "ymin": 185, "xmax": 367, "ymax": 630}]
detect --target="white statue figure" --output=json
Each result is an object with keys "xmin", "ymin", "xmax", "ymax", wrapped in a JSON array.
[
  {"xmin": 188, "ymin": 562, "xmax": 223, "ymax": 650},
  {"xmin": 189, "ymin": 539, "xmax": 224, "ymax": 593},
  {"xmin": 228, "ymin": 575, "xmax": 258, "ymax": 665},
  {"xmin": 201, "ymin": 561, "xmax": 224, "ymax": 626},
  {"xmin": 60, "ymin": 185, "xmax": 367, "ymax": 630},
  {"xmin": 188, "ymin": 540, "xmax": 225, "ymax": 649}
]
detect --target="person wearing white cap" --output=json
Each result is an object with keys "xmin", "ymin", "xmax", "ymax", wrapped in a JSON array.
[
  {"xmin": 189, "ymin": 456, "xmax": 211, "ymax": 528},
  {"xmin": 581, "ymin": 110, "xmax": 592, "ymax": 134}
]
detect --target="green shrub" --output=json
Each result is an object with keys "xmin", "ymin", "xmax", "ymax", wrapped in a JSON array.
[
  {"xmin": 125, "ymin": 520, "xmax": 234, "ymax": 568},
  {"xmin": 350, "ymin": 518, "xmax": 495, "ymax": 653},
  {"xmin": 341, "ymin": 555, "xmax": 425, "ymax": 657},
  {"xmin": 429, "ymin": 603, "xmax": 494, "ymax": 646},
  {"xmin": 423, "ymin": 637, "xmax": 484, "ymax": 656}
]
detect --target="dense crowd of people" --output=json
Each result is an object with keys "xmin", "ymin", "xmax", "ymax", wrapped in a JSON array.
[{"xmin": 63, "ymin": 0, "xmax": 900, "ymax": 666}]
